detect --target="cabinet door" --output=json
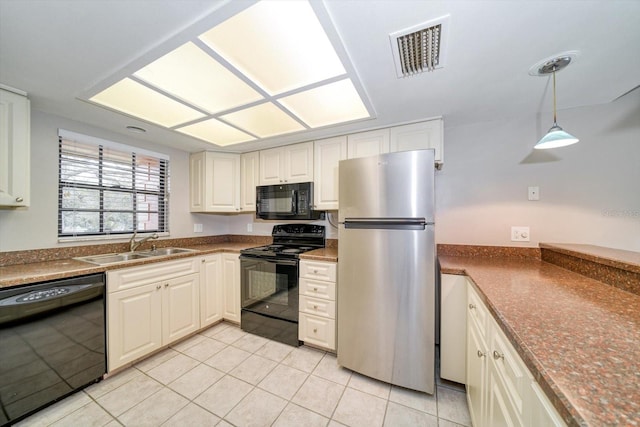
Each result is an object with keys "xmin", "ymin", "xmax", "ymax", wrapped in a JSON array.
[
  {"xmin": 162, "ymin": 273, "xmax": 200, "ymax": 344},
  {"xmin": 200, "ymin": 255, "xmax": 224, "ymax": 328},
  {"xmin": 313, "ymin": 136, "xmax": 346, "ymax": 210},
  {"xmin": 222, "ymin": 253, "xmax": 241, "ymax": 323},
  {"xmin": 487, "ymin": 364, "xmax": 524, "ymax": 427},
  {"xmin": 259, "ymin": 147, "xmax": 284, "ymax": 185},
  {"xmin": 467, "ymin": 314, "xmax": 487, "ymax": 427},
  {"xmin": 389, "ymin": 119, "xmax": 443, "ymax": 162},
  {"xmin": 205, "ymin": 152, "xmax": 240, "ymax": 212},
  {"xmin": 189, "ymin": 152, "xmax": 206, "ymax": 212},
  {"xmin": 240, "ymin": 151, "xmax": 260, "ymax": 212},
  {"xmin": 440, "ymin": 274, "xmax": 467, "ymax": 384},
  {"xmin": 347, "ymin": 129, "xmax": 390, "ymax": 159},
  {"xmin": 0, "ymin": 89, "xmax": 30, "ymax": 207},
  {"xmin": 284, "ymin": 141, "xmax": 313, "ymax": 183},
  {"xmin": 528, "ymin": 382, "xmax": 566, "ymax": 427},
  {"xmin": 108, "ymin": 283, "xmax": 162, "ymax": 371}
]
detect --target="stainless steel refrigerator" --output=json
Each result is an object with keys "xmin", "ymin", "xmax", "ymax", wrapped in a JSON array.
[{"xmin": 337, "ymin": 149, "xmax": 435, "ymax": 394}]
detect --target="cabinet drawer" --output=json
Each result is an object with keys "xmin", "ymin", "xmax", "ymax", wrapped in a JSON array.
[
  {"xmin": 107, "ymin": 258, "xmax": 200, "ymax": 292},
  {"xmin": 489, "ymin": 320, "xmax": 532, "ymax": 417},
  {"xmin": 300, "ymin": 295, "xmax": 335, "ymax": 319},
  {"xmin": 467, "ymin": 283, "xmax": 488, "ymax": 337},
  {"xmin": 300, "ymin": 277, "xmax": 336, "ymax": 300},
  {"xmin": 299, "ymin": 313, "xmax": 336, "ymax": 350},
  {"xmin": 299, "ymin": 261, "xmax": 336, "ymax": 282}
]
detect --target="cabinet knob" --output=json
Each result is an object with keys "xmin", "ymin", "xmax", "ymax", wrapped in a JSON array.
[
  {"xmin": 477, "ymin": 350, "xmax": 486, "ymax": 358},
  {"xmin": 15, "ymin": 197, "xmax": 23, "ymax": 203},
  {"xmin": 202, "ymin": 259, "xmax": 206, "ymax": 263},
  {"xmin": 492, "ymin": 350, "xmax": 504, "ymax": 361},
  {"xmin": 164, "ymin": 283, "xmax": 169, "ymax": 288},
  {"xmin": 313, "ymin": 328, "xmax": 318, "ymax": 333},
  {"xmin": 156, "ymin": 284, "xmax": 161, "ymax": 290},
  {"xmin": 313, "ymin": 269, "xmax": 318, "ymax": 274},
  {"xmin": 313, "ymin": 305, "xmax": 318, "ymax": 310},
  {"xmin": 468, "ymin": 303, "xmax": 476, "ymax": 310},
  {"xmin": 313, "ymin": 287, "xmax": 318, "ymax": 292}
]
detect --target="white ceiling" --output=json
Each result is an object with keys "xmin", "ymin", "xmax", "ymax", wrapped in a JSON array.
[{"xmin": 1, "ymin": 0, "xmax": 639, "ymax": 154}]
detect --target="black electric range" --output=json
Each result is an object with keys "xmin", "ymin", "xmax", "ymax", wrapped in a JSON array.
[{"xmin": 239, "ymin": 224, "xmax": 325, "ymax": 346}]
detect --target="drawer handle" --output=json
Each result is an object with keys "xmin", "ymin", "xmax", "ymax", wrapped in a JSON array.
[
  {"xmin": 468, "ymin": 303, "xmax": 476, "ymax": 310},
  {"xmin": 493, "ymin": 350, "xmax": 504, "ymax": 361},
  {"xmin": 477, "ymin": 350, "xmax": 486, "ymax": 358}
]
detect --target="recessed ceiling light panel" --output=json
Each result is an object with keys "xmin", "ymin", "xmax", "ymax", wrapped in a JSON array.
[
  {"xmin": 90, "ymin": 78, "xmax": 205, "ymax": 127},
  {"xmin": 221, "ymin": 103, "xmax": 305, "ymax": 138},
  {"xmin": 279, "ymin": 79, "xmax": 370, "ymax": 128},
  {"xmin": 134, "ymin": 42, "xmax": 263, "ymax": 114},
  {"xmin": 176, "ymin": 118, "xmax": 255, "ymax": 146},
  {"xmin": 199, "ymin": 0, "xmax": 346, "ymax": 95}
]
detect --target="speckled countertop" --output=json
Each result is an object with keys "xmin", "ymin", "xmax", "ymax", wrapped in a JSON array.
[
  {"xmin": 440, "ymin": 254, "xmax": 640, "ymax": 427},
  {"xmin": 0, "ymin": 240, "xmax": 339, "ymax": 289}
]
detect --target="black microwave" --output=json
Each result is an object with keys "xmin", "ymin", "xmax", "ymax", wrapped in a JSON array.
[{"xmin": 256, "ymin": 182, "xmax": 325, "ymax": 220}]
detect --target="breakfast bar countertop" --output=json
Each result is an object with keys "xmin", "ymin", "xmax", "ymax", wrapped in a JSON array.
[{"xmin": 439, "ymin": 254, "xmax": 640, "ymax": 427}]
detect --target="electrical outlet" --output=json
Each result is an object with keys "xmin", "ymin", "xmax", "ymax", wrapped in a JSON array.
[
  {"xmin": 511, "ymin": 226, "xmax": 530, "ymax": 242},
  {"xmin": 247, "ymin": 223, "xmax": 253, "ymax": 232},
  {"xmin": 193, "ymin": 224, "xmax": 203, "ymax": 233},
  {"xmin": 528, "ymin": 186, "xmax": 540, "ymax": 201}
]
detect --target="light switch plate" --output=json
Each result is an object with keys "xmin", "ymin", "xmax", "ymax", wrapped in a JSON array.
[
  {"xmin": 193, "ymin": 223, "xmax": 203, "ymax": 233},
  {"xmin": 528, "ymin": 186, "xmax": 540, "ymax": 201}
]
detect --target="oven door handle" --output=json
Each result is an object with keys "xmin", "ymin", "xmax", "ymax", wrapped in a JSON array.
[{"xmin": 239, "ymin": 255, "xmax": 298, "ymax": 266}]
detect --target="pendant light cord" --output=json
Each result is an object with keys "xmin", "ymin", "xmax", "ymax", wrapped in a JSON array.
[{"xmin": 552, "ymin": 70, "xmax": 557, "ymax": 126}]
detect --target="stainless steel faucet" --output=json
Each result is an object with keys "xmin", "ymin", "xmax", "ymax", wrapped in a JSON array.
[{"xmin": 129, "ymin": 231, "xmax": 159, "ymax": 252}]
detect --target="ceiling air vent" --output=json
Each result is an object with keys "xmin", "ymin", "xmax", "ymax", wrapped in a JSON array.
[{"xmin": 390, "ymin": 15, "xmax": 450, "ymax": 78}]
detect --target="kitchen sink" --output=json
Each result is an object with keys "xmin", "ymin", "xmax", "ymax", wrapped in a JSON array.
[
  {"xmin": 75, "ymin": 247, "xmax": 197, "ymax": 265},
  {"xmin": 138, "ymin": 247, "xmax": 197, "ymax": 256}
]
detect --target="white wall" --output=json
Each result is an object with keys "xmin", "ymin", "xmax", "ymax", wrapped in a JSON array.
[
  {"xmin": 1, "ymin": 91, "xmax": 638, "ymax": 252},
  {"xmin": 0, "ymin": 110, "xmax": 229, "ymax": 251},
  {"xmin": 435, "ymin": 89, "xmax": 640, "ymax": 251}
]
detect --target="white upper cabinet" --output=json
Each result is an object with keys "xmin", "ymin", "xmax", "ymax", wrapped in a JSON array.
[
  {"xmin": 0, "ymin": 88, "xmax": 30, "ymax": 207},
  {"xmin": 259, "ymin": 141, "xmax": 313, "ymax": 185},
  {"xmin": 240, "ymin": 151, "xmax": 259, "ymax": 212},
  {"xmin": 347, "ymin": 128, "xmax": 390, "ymax": 159},
  {"xmin": 313, "ymin": 136, "xmax": 347, "ymax": 210},
  {"xmin": 390, "ymin": 119, "xmax": 443, "ymax": 162},
  {"xmin": 189, "ymin": 151, "xmax": 241, "ymax": 213}
]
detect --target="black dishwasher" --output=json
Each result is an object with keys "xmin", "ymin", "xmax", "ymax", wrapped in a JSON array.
[{"xmin": 0, "ymin": 273, "xmax": 106, "ymax": 426}]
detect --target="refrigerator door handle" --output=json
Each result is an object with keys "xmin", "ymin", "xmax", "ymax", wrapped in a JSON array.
[{"xmin": 343, "ymin": 218, "xmax": 429, "ymax": 230}]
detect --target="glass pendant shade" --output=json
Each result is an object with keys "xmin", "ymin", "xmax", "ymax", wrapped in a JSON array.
[{"xmin": 535, "ymin": 124, "xmax": 579, "ymax": 149}]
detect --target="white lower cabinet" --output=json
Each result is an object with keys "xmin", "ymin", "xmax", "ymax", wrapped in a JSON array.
[
  {"xmin": 299, "ymin": 260, "xmax": 337, "ymax": 350},
  {"xmin": 440, "ymin": 274, "xmax": 467, "ymax": 383},
  {"xmin": 107, "ymin": 258, "xmax": 200, "ymax": 371},
  {"xmin": 199, "ymin": 253, "xmax": 241, "ymax": 327},
  {"xmin": 221, "ymin": 253, "xmax": 241, "ymax": 323},
  {"xmin": 466, "ymin": 282, "xmax": 566, "ymax": 427},
  {"xmin": 107, "ymin": 253, "xmax": 242, "ymax": 372}
]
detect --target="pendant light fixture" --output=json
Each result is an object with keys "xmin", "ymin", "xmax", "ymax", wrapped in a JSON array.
[{"xmin": 531, "ymin": 54, "xmax": 579, "ymax": 149}]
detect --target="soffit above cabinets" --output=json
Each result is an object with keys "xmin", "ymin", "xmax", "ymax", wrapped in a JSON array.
[{"xmin": 84, "ymin": 0, "xmax": 373, "ymax": 148}]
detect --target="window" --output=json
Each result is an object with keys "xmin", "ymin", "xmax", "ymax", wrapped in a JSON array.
[{"xmin": 58, "ymin": 129, "xmax": 169, "ymax": 238}]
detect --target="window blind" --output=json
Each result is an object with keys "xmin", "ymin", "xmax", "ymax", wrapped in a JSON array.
[{"xmin": 58, "ymin": 130, "xmax": 169, "ymax": 238}]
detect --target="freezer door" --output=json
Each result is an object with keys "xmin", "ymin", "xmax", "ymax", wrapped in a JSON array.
[
  {"xmin": 337, "ymin": 225, "xmax": 435, "ymax": 393},
  {"xmin": 338, "ymin": 149, "xmax": 435, "ymax": 222}
]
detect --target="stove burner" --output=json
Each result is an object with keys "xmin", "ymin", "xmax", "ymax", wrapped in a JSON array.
[{"xmin": 281, "ymin": 248, "xmax": 302, "ymax": 254}]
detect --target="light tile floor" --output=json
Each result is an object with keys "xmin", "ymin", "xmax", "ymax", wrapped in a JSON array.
[{"xmin": 18, "ymin": 322, "xmax": 471, "ymax": 427}]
